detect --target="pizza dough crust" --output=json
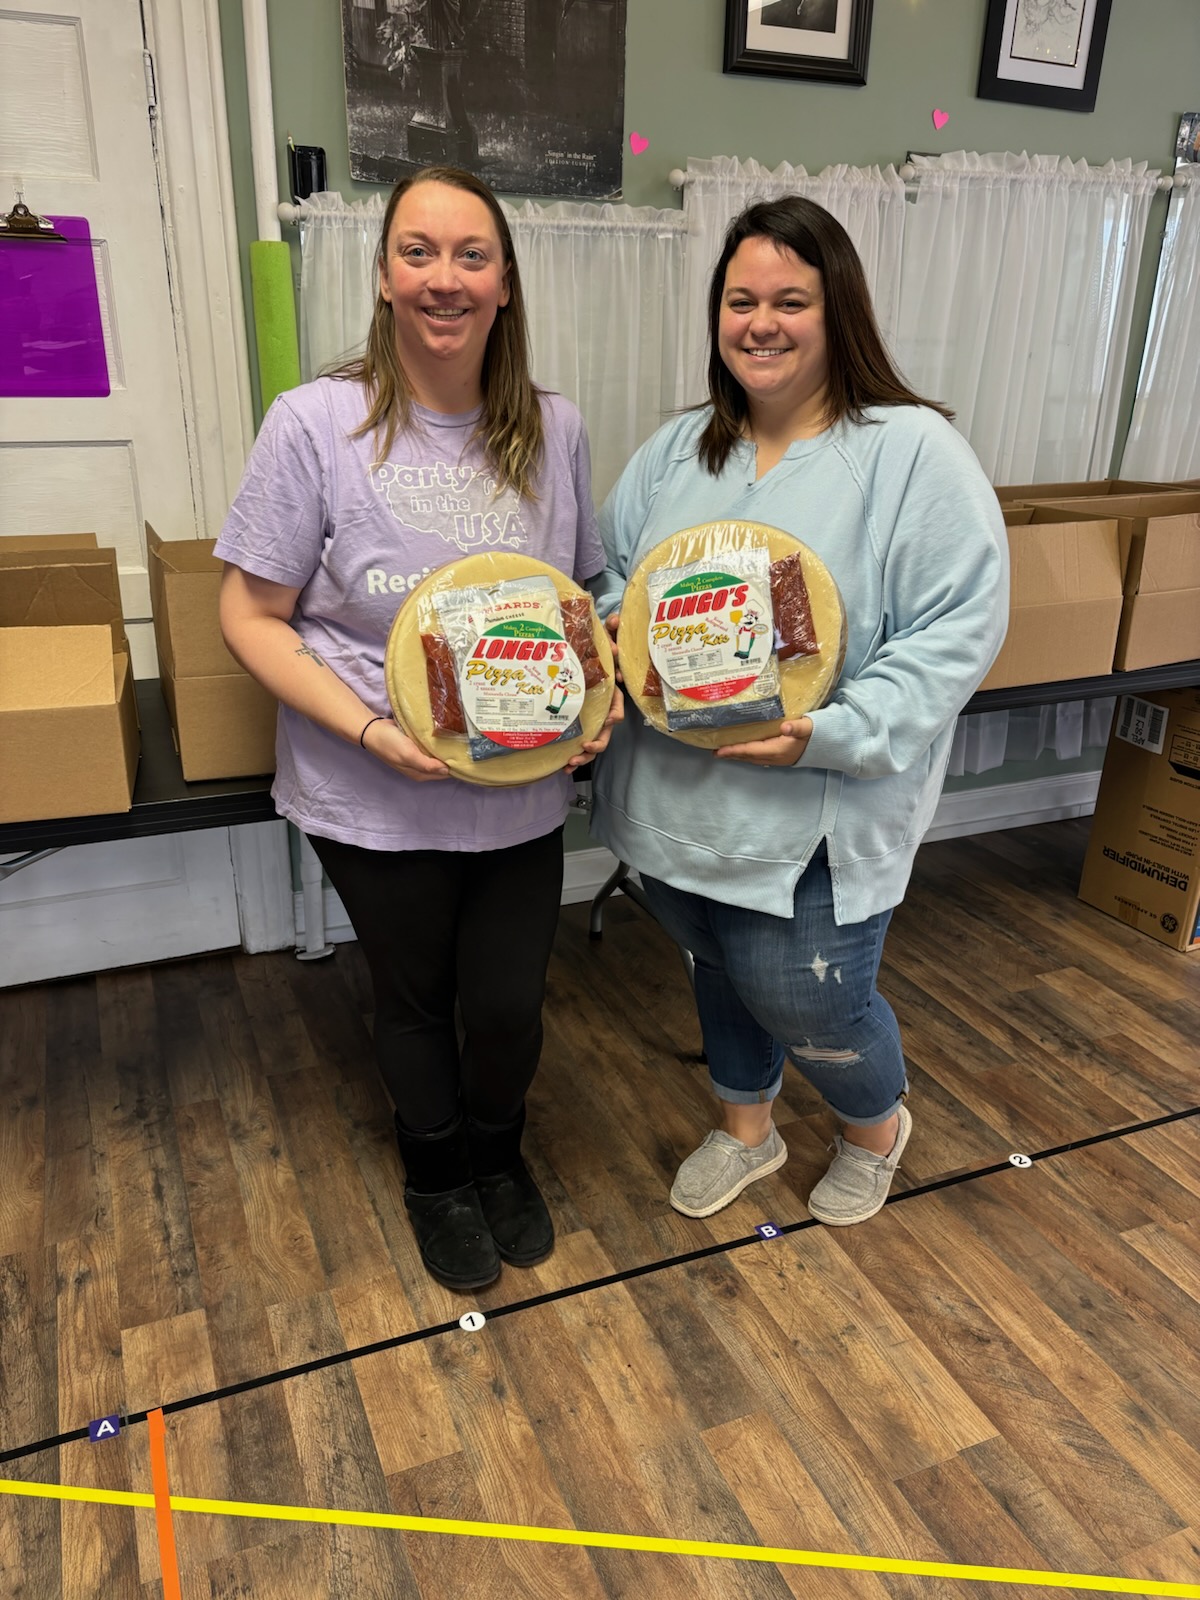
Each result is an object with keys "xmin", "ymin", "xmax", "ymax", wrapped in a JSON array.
[
  {"xmin": 619, "ymin": 521, "xmax": 846, "ymax": 749},
  {"xmin": 385, "ymin": 553, "xmax": 614, "ymax": 786}
]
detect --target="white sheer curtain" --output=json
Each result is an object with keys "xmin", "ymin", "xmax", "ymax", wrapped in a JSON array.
[
  {"xmin": 944, "ymin": 697, "xmax": 1118, "ymax": 778},
  {"xmin": 678, "ymin": 156, "xmax": 907, "ymax": 406},
  {"xmin": 293, "ymin": 191, "xmax": 684, "ymax": 503},
  {"xmin": 504, "ymin": 202, "xmax": 685, "ymax": 503},
  {"xmin": 895, "ymin": 153, "xmax": 1157, "ymax": 775},
  {"xmin": 1121, "ymin": 178, "xmax": 1200, "ymax": 480},
  {"xmin": 896, "ymin": 153, "xmax": 1157, "ymax": 484},
  {"xmin": 295, "ymin": 191, "xmax": 382, "ymax": 379}
]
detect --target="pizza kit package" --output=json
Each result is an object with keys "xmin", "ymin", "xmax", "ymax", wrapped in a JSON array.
[
  {"xmin": 645, "ymin": 544, "xmax": 784, "ymax": 732},
  {"xmin": 1078, "ymin": 688, "xmax": 1200, "ymax": 954},
  {"xmin": 385, "ymin": 553, "xmax": 612, "ymax": 786},
  {"xmin": 619, "ymin": 520, "xmax": 846, "ymax": 749},
  {"xmin": 430, "ymin": 575, "xmax": 588, "ymax": 761}
]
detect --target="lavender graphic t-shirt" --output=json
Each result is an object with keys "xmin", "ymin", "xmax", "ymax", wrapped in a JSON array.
[{"xmin": 214, "ymin": 378, "xmax": 605, "ymax": 852}]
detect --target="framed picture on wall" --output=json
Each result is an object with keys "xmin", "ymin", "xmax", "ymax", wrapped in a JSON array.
[
  {"xmin": 724, "ymin": 0, "xmax": 873, "ymax": 86},
  {"xmin": 977, "ymin": 0, "xmax": 1112, "ymax": 113},
  {"xmin": 1176, "ymin": 113, "xmax": 1200, "ymax": 171},
  {"xmin": 340, "ymin": 0, "xmax": 627, "ymax": 198}
]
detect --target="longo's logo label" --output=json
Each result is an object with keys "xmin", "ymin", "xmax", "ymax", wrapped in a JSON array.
[
  {"xmin": 461, "ymin": 618, "xmax": 582, "ymax": 749},
  {"xmin": 649, "ymin": 570, "xmax": 772, "ymax": 704}
]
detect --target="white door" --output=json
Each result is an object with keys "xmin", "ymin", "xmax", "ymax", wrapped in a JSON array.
[{"xmin": 0, "ymin": 0, "xmax": 254, "ymax": 984}]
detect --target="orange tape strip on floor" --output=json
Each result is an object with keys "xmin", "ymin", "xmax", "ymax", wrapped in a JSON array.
[{"xmin": 146, "ymin": 1409, "xmax": 183, "ymax": 1600}]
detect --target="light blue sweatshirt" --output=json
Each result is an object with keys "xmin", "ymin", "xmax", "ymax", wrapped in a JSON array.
[{"xmin": 588, "ymin": 404, "xmax": 1010, "ymax": 923}]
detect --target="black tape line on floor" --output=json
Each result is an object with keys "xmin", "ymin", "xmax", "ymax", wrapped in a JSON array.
[{"xmin": 3, "ymin": 1101, "xmax": 1196, "ymax": 1468}]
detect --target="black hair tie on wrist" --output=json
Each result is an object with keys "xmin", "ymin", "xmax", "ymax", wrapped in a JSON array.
[{"xmin": 359, "ymin": 714, "xmax": 388, "ymax": 748}]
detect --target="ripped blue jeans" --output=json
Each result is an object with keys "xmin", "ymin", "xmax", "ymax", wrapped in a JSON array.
[{"xmin": 639, "ymin": 845, "xmax": 907, "ymax": 1126}]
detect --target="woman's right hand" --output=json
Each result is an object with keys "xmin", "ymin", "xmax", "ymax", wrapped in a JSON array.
[{"xmin": 362, "ymin": 717, "xmax": 451, "ymax": 781}]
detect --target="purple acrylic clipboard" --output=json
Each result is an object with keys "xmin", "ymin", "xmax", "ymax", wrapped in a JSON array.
[{"xmin": 0, "ymin": 214, "xmax": 110, "ymax": 398}]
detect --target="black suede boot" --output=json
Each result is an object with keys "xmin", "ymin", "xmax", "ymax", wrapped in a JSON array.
[
  {"xmin": 394, "ymin": 1114, "xmax": 500, "ymax": 1291},
  {"xmin": 467, "ymin": 1105, "xmax": 554, "ymax": 1267}
]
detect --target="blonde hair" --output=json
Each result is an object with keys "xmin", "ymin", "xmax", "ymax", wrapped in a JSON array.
[{"xmin": 330, "ymin": 166, "xmax": 545, "ymax": 498}]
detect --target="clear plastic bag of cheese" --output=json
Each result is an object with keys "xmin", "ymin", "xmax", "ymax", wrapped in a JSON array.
[
  {"xmin": 618, "ymin": 520, "xmax": 847, "ymax": 747},
  {"xmin": 384, "ymin": 553, "xmax": 614, "ymax": 785}
]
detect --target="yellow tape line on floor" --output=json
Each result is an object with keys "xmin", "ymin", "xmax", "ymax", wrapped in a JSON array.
[{"xmin": 2, "ymin": 1477, "xmax": 1197, "ymax": 1596}]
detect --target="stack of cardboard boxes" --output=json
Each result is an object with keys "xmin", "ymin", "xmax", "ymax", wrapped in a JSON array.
[
  {"xmin": 146, "ymin": 526, "xmax": 277, "ymax": 782},
  {"xmin": 989, "ymin": 479, "xmax": 1200, "ymax": 682},
  {"xmin": 0, "ymin": 527, "xmax": 276, "ymax": 826},
  {"xmin": 0, "ymin": 536, "xmax": 140, "ymax": 824},
  {"xmin": 990, "ymin": 477, "xmax": 1200, "ymax": 953},
  {"xmin": 1077, "ymin": 687, "xmax": 1200, "ymax": 954}
]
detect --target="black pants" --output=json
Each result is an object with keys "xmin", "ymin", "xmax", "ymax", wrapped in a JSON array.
[{"xmin": 308, "ymin": 828, "xmax": 564, "ymax": 1132}]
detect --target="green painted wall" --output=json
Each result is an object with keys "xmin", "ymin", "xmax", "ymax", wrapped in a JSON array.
[{"xmin": 215, "ymin": 0, "xmax": 1197, "ymax": 851}]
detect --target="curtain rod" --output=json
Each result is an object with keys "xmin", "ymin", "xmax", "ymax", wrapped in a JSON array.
[
  {"xmin": 277, "ymin": 198, "xmax": 690, "ymax": 225},
  {"xmin": 667, "ymin": 166, "xmax": 1183, "ymax": 191},
  {"xmin": 278, "ymin": 164, "xmax": 1187, "ymax": 224}
]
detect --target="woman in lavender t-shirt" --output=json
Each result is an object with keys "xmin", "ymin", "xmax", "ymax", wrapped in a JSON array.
[{"xmin": 216, "ymin": 167, "xmax": 620, "ymax": 1292}]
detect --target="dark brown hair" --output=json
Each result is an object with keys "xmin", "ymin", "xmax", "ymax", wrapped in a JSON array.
[
  {"xmin": 696, "ymin": 196, "xmax": 952, "ymax": 476},
  {"xmin": 331, "ymin": 166, "xmax": 544, "ymax": 497}
]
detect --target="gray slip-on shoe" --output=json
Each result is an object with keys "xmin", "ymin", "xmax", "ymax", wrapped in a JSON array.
[{"xmin": 669, "ymin": 1125, "xmax": 788, "ymax": 1219}]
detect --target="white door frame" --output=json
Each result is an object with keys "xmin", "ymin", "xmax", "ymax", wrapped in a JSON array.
[{"xmin": 145, "ymin": 0, "xmax": 294, "ymax": 950}]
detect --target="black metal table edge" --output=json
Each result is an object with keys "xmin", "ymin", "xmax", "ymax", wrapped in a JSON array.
[
  {"xmin": 962, "ymin": 659, "xmax": 1200, "ymax": 714},
  {"xmin": 1, "ymin": 680, "xmax": 278, "ymax": 857},
  {"xmin": 4, "ymin": 665, "xmax": 1198, "ymax": 859}
]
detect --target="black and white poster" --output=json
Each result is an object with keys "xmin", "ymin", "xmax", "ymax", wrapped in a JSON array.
[{"xmin": 341, "ymin": 0, "xmax": 627, "ymax": 199}]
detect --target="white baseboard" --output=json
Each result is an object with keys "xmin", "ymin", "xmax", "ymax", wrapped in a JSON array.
[
  {"xmin": 291, "ymin": 771, "xmax": 1101, "ymax": 945},
  {"xmin": 924, "ymin": 769, "xmax": 1100, "ymax": 842},
  {"xmin": 293, "ymin": 886, "xmax": 355, "ymax": 946},
  {"xmin": 563, "ymin": 846, "xmax": 622, "ymax": 904}
]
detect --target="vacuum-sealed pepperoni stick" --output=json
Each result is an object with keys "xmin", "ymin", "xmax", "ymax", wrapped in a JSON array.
[{"xmin": 421, "ymin": 632, "xmax": 467, "ymax": 735}]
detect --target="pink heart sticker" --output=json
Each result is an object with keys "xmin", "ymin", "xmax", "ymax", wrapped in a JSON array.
[
  {"xmin": 629, "ymin": 132, "xmax": 649, "ymax": 155},
  {"xmin": 932, "ymin": 109, "xmax": 949, "ymax": 131}
]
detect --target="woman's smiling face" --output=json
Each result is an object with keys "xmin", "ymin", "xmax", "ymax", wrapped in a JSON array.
[
  {"xmin": 717, "ymin": 235, "xmax": 829, "ymax": 429},
  {"xmin": 379, "ymin": 180, "xmax": 510, "ymax": 392}
]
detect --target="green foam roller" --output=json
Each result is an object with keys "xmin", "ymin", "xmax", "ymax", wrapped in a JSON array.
[{"xmin": 250, "ymin": 240, "xmax": 301, "ymax": 412}]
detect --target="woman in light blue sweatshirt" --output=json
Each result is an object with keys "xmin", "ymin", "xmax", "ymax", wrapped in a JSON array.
[{"xmin": 590, "ymin": 197, "xmax": 1008, "ymax": 1226}]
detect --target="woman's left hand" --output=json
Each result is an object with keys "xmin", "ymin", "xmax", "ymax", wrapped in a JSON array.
[
  {"xmin": 714, "ymin": 716, "xmax": 812, "ymax": 769},
  {"xmin": 565, "ymin": 683, "xmax": 625, "ymax": 771}
]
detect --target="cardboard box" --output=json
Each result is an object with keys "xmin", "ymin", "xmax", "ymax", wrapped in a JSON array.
[
  {"xmin": 0, "ymin": 538, "xmax": 139, "ymax": 823},
  {"xmin": 1079, "ymin": 687, "xmax": 1200, "ymax": 953},
  {"xmin": 991, "ymin": 478, "xmax": 1196, "ymax": 504},
  {"xmin": 1032, "ymin": 493, "xmax": 1200, "ymax": 671},
  {"xmin": 977, "ymin": 505, "xmax": 1124, "ymax": 690},
  {"xmin": 147, "ymin": 524, "xmax": 276, "ymax": 781}
]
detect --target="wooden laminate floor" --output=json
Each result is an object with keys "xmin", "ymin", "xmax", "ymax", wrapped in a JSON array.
[{"xmin": 1, "ymin": 820, "xmax": 1199, "ymax": 1599}]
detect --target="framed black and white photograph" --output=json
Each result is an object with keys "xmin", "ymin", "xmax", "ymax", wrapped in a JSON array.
[
  {"xmin": 1176, "ymin": 112, "xmax": 1200, "ymax": 171},
  {"xmin": 723, "ymin": 0, "xmax": 873, "ymax": 86},
  {"xmin": 977, "ymin": 0, "xmax": 1112, "ymax": 114},
  {"xmin": 341, "ymin": 0, "xmax": 626, "ymax": 199}
]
